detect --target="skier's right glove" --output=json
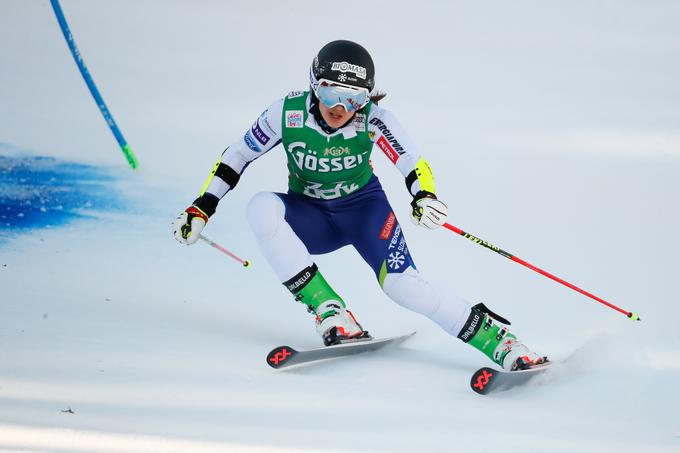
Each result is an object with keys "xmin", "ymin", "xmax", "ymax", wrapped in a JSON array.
[{"xmin": 172, "ymin": 206, "xmax": 208, "ymax": 245}]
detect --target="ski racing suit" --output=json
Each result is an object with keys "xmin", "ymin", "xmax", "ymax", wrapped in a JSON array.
[{"xmin": 192, "ymin": 90, "xmax": 473, "ymax": 338}]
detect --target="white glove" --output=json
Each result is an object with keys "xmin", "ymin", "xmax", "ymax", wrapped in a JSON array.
[
  {"xmin": 411, "ymin": 193, "xmax": 448, "ymax": 229},
  {"xmin": 172, "ymin": 206, "xmax": 208, "ymax": 245}
]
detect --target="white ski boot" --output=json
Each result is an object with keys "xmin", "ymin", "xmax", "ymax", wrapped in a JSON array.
[
  {"xmin": 496, "ymin": 337, "xmax": 548, "ymax": 371},
  {"xmin": 314, "ymin": 301, "xmax": 371, "ymax": 346}
]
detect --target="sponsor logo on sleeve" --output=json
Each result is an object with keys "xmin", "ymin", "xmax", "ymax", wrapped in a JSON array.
[
  {"xmin": 369, "ymin": 117, "xmax": 405, "ymax": 161},
  {"xmin": 377, "ymin": 136, "xmax": 398, "ymax": 163},
  {"xmin": 285, "ymin": 110, "xmax": 304, "ymax": 128},
  {"xmin": 243, "ymin": 131, "xmax": 261, "ymax": 152},
  {"xmin": 379, "ymin": 212, "xmax": 397, "ymax": 240},
  {"xmin": 251, "ymin": 120, "xmax": 271, "ymax": 145}
]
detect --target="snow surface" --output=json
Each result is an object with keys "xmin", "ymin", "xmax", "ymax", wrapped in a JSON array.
[{"xmin": 1, "ymin": 1, "xmax": 680, "ymax": 452}]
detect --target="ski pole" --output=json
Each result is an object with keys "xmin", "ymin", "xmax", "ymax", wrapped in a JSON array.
[
  {"xmin": 199, "ymin": 235, "xmax": 251, "ymax": 268},
  {"xmin": 442, "ymin": 223, "xmax": 640, "ymax": 321}
]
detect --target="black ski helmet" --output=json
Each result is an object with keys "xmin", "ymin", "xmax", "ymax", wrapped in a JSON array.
[{"xmin": 310, "ymin": 40, "xmax": 375, "ymax": 92}]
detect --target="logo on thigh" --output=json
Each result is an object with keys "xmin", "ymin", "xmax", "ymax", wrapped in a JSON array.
[
  {"xmin": 382, "ymin": 224, "xmax": 414, "ymax": 274},
  {"xmin": 379, "ymin": 212, "xmax": 396, "ymax": 240},
  {"xmin": 387, "ymin": 251, "xmax": 406, "ymax": 270}
]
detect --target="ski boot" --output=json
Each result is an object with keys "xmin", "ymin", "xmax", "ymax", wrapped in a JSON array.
[
  {"xmin": 457, "ymin": 303, "xmax": 548, "ymax": 371},
  {"xmin": 283, "ymin": 263, "xmax": 370, "ymax": 346},
  {"xmin": 312, "ymin": 300, "xmax": 371, "ymax": 346}
]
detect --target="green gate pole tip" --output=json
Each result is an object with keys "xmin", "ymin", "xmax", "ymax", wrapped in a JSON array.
[{"xmin": 122, "ymin": 144, "xmax": 139, "ymax": 169}]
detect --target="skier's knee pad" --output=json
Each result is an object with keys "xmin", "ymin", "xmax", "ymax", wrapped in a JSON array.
[
  {"xmin": 382, "ymin": 267, "xmax": 472, "ymax": 336},
  {"xmin": 246, "ymin": 192, "xmax": 285, "ymax": 240}
]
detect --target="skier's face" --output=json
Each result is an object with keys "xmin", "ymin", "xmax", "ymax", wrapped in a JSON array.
[{"xmin": 318, "ymin": 102, "xmax": 355, "ymax": 129}]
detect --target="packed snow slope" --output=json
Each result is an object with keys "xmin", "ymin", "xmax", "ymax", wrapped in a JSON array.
[{"xmin": 1, "ymin": 1, "xmax": 679, "ymax": 452}]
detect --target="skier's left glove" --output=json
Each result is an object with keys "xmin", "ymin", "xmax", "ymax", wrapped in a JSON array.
[
  {"xmin": 411, "ymin": 191, "xmax": 448, "ymax": 229},
  {"xmin": 172, "ymin": 206, "xmax": 208, "ymax": 245}
]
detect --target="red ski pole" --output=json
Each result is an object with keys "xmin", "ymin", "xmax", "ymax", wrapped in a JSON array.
[
  {"xmin": 442, "ymin": 223, "xmax": 640, "ymax": 321},
  {"xmin": 199, "ymin": 235, "xmax": 251, "ymax": 268}
]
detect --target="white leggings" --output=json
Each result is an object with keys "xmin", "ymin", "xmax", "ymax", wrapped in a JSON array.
[{"xmin": 246, "ymin": 191, "xmax": 471, "ymax": 337}]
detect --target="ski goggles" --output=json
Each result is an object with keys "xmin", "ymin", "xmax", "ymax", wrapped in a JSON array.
[{"xmin": 313, "ymin": 79, "xmax": 370, "ymax": 112}]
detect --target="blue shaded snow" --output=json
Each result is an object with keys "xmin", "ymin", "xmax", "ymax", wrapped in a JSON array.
[{"xmin": 0, "ymin": 153, "xmax": 125, "ymax": 242}]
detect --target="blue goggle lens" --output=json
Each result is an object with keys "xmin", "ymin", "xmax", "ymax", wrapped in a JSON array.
[{"xmin": 315, "ymin": 83, "xmax": 369, "ymax": 112}]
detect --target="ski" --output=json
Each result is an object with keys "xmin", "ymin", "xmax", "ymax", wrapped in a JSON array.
[
  {"xmin": 266, "ymin": 332, "xmax": 416, "ymax": 369},
  {"xmin": 470, "ymin": 362, "xmax": 552, "ymax": 395}
]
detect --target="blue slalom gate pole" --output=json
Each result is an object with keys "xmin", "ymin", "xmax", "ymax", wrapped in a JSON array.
[{"xmin": 50, "ymin": 0, "xmax": 139, "ymax": 169}]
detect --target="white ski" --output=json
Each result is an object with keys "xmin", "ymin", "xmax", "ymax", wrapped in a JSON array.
[{"xmin": 266, "ymin": 332, "xmax": 416, "ymax": 369}]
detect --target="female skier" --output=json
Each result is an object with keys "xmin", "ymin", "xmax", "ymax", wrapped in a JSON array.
[{"xmin": 173, "ymin": 40, "xmax": 547, "ymax": 371}]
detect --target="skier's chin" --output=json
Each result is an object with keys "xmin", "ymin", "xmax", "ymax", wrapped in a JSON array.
[{"xmin": 326, "ymin": 117, "xmax": 348, "ymax": 128}]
